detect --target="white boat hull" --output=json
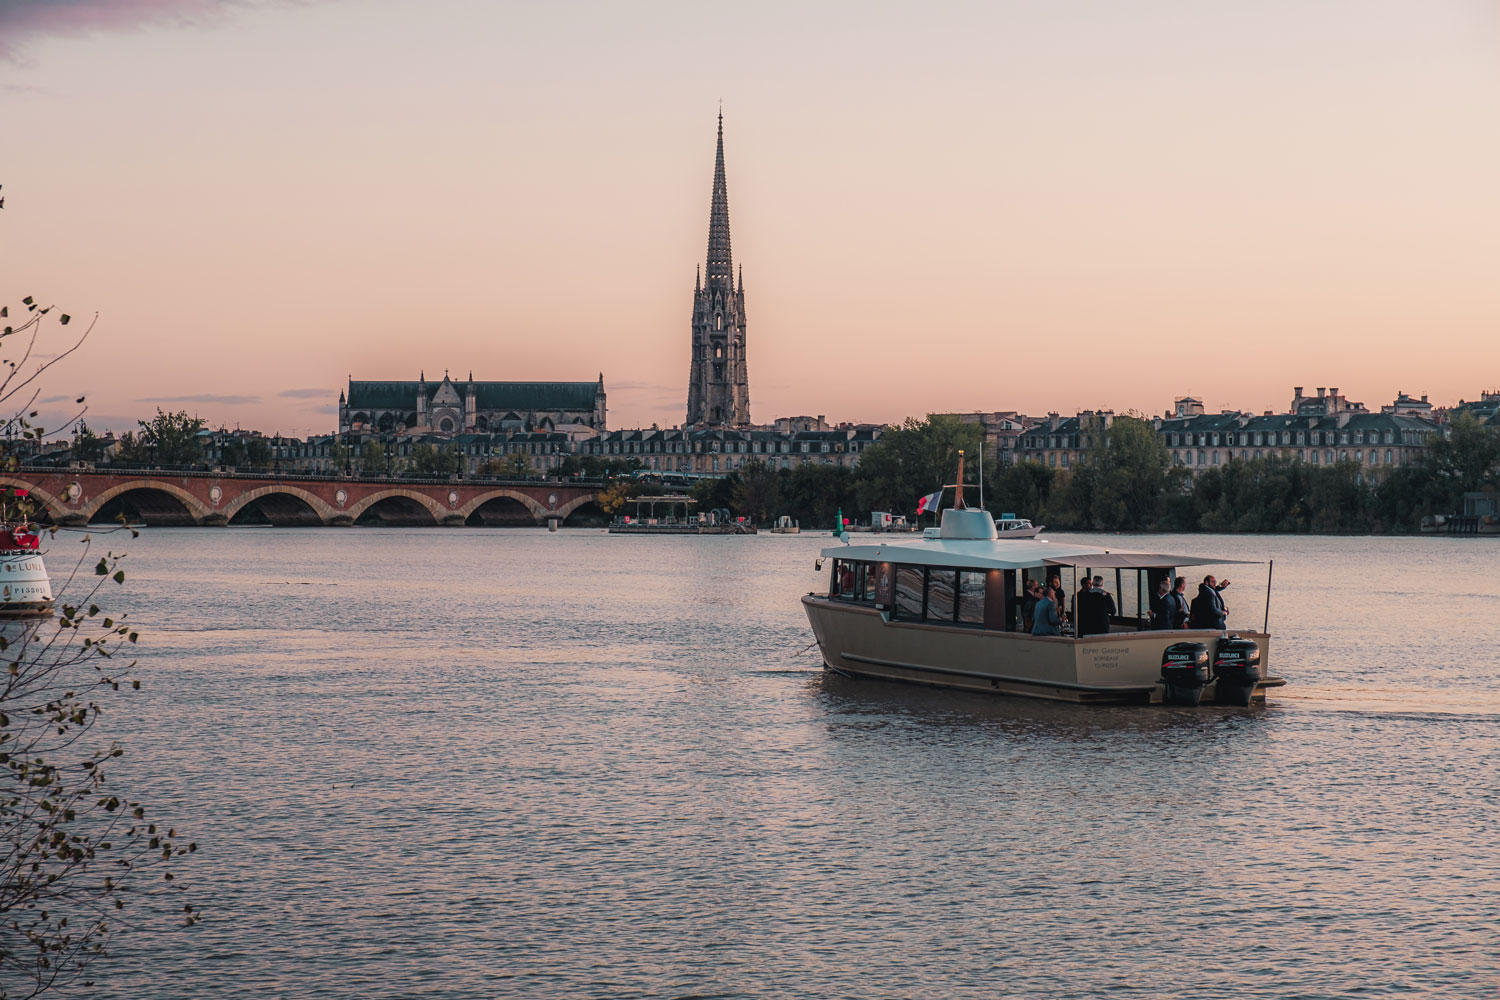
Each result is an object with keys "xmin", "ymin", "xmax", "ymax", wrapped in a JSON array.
[{"xmin": 0, "ymin": 550, "xmax": 54, "ymax": 617}]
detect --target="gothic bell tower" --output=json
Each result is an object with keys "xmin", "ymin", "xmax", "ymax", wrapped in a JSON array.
[{"xmin": 686, "ymin": 112, "xmax": 751, "ymax": 428}]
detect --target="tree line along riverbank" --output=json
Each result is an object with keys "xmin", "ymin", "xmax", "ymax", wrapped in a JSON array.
[{"xmin": 669, "ymin": 413, "xmax": 1499, "ymax": 535}]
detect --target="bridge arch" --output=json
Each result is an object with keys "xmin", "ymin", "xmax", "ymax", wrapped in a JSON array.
[
  {"xmin": 456, "ymin": 489, "xmax": 547, "ymax": 525},
  {"xmin": 347, "ymin": 488, "xmax": 447, "ymax": 526},
  {"xmin": 221, "ymin": 485, "xmax": 338, "ymax": 526},
  {"xmin": 551, "ymin": 493, "xmax": 600, "ymax": 522},
  {"xmin": 0, "ymin": 477, "xmax": 71, "ymax": 523},
  {"xmin": 84, "ymin": 480, "xmax": 210, "ymax": 526}
]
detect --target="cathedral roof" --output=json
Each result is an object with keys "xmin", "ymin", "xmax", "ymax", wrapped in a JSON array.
[{"xmin": 345, "ymin": 380, "xmax": 600, "ymax": 412}]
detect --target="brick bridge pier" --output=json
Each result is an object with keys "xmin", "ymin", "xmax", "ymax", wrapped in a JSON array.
[{"xmin": 0, "ymin": 470, "xmax": 607, "ymax": 528}]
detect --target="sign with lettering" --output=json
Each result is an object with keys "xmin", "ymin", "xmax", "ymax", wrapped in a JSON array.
[{"xmin": 874, "ymin": 561, "xmax": 893, "ymax": 609}]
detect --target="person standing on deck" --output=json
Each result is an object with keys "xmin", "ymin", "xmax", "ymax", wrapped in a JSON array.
[
  {"xmin": 1032, "ymin": 587, "xmax": 1062, "ymax": 636},
  {"xmin": 1080, "ymin": 575, "xmax": 1116, "ymax": 636},
  {"xmin": 1167, "ymin": 576, "xmax": 1191, "ymax": 629},
  {"xmin": 1149, "ymin": 577, "xmax": 1173, "ymax": 630},
  {"xmin": 1189, "ymin": 575, "xmax": 1230, "ymax": 630}
]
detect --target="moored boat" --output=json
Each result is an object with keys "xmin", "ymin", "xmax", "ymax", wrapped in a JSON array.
[
  {"xmin": 0, "ymin": 523, "xmax": 54, "ymax": 618},
  {"xmin": 802, "ymin": 458, "xmax": 1283, "ymax": 706}
]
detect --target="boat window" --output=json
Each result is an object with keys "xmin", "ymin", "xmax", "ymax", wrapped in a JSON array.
[
  {"xmin": 926, "ymin": 571, "xmax": 956, "ymax": 622},
  {"xmin": 956, "ymin": 571, "xmax": 986, "ymax": 624},
  {"xmin": 862, "ymin": 563, "xmax": 878, "ymax": 603},
  {"xmin": 894, "ymin": 567, "xmax": 924, "ymax": 619},
  {"xmin": 834, "ymin": 560, "xmax": 857, "ymax": 599}
]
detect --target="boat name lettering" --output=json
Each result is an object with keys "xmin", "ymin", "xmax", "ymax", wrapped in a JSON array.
[{"xmin": 1081, "ymin": 646, "xmax": 1132, "ymax": 655}]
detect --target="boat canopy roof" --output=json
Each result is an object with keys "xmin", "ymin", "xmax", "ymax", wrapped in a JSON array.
[{"xmin": 820, "ymin": 537, "xmax": 1260, "ymax": 572}]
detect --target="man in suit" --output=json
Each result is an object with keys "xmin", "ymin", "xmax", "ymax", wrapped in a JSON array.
[
  {"xmin": 1189, "ymin": 575, "xmax": 1230, "ymax": 630},
  {"xmin": 1079, "ymin": 575, "xmax": 1117, "ymax": 636},
  {"xmin": 1149, "ymin": 577, "xmax": 1173, "ymax": 630},
  {"xmin": 1167, "ymin": 576, "xmax": 1191, "ymax": 629}
]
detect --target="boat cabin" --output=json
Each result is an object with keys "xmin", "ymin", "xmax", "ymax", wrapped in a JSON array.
[{"xmin": 823, "ymin": 509, "xmax": 1251, "ymax": 636}]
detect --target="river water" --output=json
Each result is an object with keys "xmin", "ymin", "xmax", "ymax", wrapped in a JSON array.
[{"xmin": 46, "ymin": 528, "xmax": 1500, "ymax": 998}]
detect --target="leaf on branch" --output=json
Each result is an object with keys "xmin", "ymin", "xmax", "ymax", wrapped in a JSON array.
[{"xmin": 60, "ymin": 314, "xmax": 71, "ymax": 326}]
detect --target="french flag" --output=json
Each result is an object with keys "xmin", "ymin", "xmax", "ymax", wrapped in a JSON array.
[{"xmin": 915, "ymin": 489, "xmax": 943, "ymax": 514}]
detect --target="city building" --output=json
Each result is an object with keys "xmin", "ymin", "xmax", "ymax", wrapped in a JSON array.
[
  {"xmin": 1451, "ymin": 389, "xmax": 1499, "ymax": 425},
  {"xmin": 944, "ymin": 411, "xmax": 1038, "ymax": 466},
  {"xmin": 338, "ymin": 371, "xmax": 606, "ymax": 437},
  {"xmin": 1382, "ymin": 391, "xmax": 1435, "ymax": 419},
  {"xmin": 575, "ymin": 425, "xmax": 882, "ymax": 475},
  {"xmin": 1290, "ymin": 386, "xmax": 1367, "ymax": 417},
  {"xmin": 1016, "ymin": 411, "xmax": 1114, "ymax": 469},
  {"xmin": 685, "ymin": 113, "xmax": 751, "ymax": 428},
  {"xmin": 1154, "ymin": 409, "xmax": 1435, "ymax": 480}
]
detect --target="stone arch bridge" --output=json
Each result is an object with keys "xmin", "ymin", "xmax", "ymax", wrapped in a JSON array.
[{"xmin": 0, "ymin": 470, "xmax": 608, "ymax": 528}]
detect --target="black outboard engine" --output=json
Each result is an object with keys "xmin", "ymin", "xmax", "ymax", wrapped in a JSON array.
[
  {"xmin": 1213, "ymin": 636, "xmax": 1264, "ymax": 706},
  {"xmin": 1160, "ymin": 642, "xmax": 1211, "ymax": 706}
]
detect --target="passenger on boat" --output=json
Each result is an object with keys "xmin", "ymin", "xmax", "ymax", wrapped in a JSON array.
[
  {"xmin": 1166, "ymin": 576, "xmax": 1191, "ymax": 629},
  {"xmin": 1077, "ymin": 575, "xmax": 1117, "ymax": 636},
  {"xmin": 1149, "ymin": 577, "xmax": 1173, "ymax": 630},
  {"xmin": 1188, "ymin": 575, "xmax": 1230, "ymax": 630},
  {"xmin": 1072, "ymin": 579, "xmax": 1093, "ymax": 624},
  {"xmin": 1047, "ymin": 574, "xmax": 1068, "ymax": 627},
  {"xmin": 1031, "ymin": 587, "xmax": 1061, "ymax": 636},
  {"xmin": 1020, "ymin": 579, "xmax": 1040, "ymax": 633}
]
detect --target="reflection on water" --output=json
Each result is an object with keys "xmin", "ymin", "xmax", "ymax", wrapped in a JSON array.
[{"xmin": 61, "ymin": 528, "xmax": 1500, "ymax": 999}]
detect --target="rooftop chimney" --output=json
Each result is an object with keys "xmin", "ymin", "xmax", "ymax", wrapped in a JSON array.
[
  {"xmin": 1330, "ymin": 387, "xmax": 1339, "ymax": 397},
  {"xmin": 1317, "ymin": 388, "xmax": 1326, "ymax": 398},
  {"xmin": 1293, "ymin": 386, "xmax": 1303, "ymax": 398}
]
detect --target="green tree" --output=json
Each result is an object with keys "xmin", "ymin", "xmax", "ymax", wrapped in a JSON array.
[
  {"xmin": 360, "ymin": 440, "xmax": 390, "ymax": 475},
  {"xmin": 852, "ymin": 415, "xmax": 984, "ymax": 517},
  {"xmin": 730, "ymin": 460, "xmax": 781, "ymax": 523},
  {"xmin": 244, "ymin": 437, "xmax": 272, "ymax": 471},
  {"xmin": 1422, "ymin": 411, "xmax": 1500, "ymax": 509},
  {"xmin": 117, "ymin": 409, "xmax": 205, "ymax": 467},
  {"xmin": 989, "ymin": 461, "xmax": 1053, "ymax": 520},
  {"xmin": 411, "ymin": 443, "xmax": 463, "ymax": 475},
  {"xmin": 218, "ymin": 438, "xmax": 245, "ymax": 468},
  {"xmin": 781, "ymin": 463, "xmax": 857, "ymax": 528},
  {"xmin": 1084, "ymin": 416, "xmax": 1181, "ymax": 530},
  {"xmin": 70, "ymin": 422, "xmax": 108, "ymax": 464},
  {"xmin": 478, "ymin": 452, "xmax": 531, "ymax": 477}
]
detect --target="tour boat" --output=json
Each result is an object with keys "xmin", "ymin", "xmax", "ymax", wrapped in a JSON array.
[
  {"xmin": 0, "ymin": 523, "xmax": 54, "ymax": 618},
  {"xmin": 802, "ymin": 457, "xmax": 1283, "ymax": 706}
]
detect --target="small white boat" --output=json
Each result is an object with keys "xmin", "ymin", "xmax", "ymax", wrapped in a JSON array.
[
  {"xmin": 0, "ymin": 524, "xmax": 54, "ymax": 618},
  {"xmin": 771, "ymin": 516, "xmax": 801, "ymax": 534},
  {"xmin": 995, "ymin": 517, "xmax": 1044, "ymax": 538}
]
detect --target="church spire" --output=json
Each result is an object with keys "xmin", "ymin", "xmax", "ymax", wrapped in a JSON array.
[{"xmin": 705, "ymin": 109, "xmax": 732, "ymax": 287}]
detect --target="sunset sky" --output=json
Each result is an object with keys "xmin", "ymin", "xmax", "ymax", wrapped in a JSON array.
[{"xmin": 2, "ymin": 0, "xmax": 1497, "ymax": 436}]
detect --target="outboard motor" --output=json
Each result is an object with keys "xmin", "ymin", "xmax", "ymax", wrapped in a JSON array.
[
  {"xmin": 1160, "ymin": 642, "xmax": 1211, "ymax": 706},
  {"xmin": 1212, "ymin": 636, "xmax": 1264, "ymax": 706}
]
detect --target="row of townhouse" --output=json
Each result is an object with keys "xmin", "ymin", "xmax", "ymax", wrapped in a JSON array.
[
  {"xmin": 262, "ymin": 425, "xmax": 887, "ymax": 476},
  {"xmin": 574, "ymin": 426, "xmax": 884, "ymax": 475},
  {"xmin": 1152, "ymin": 410, "xmax": 1437, "ymax": 477},
  {"xmin": 1011, "ymin": 408, "xmax": 1438, "ymax": 480},
  {"xmin": 1016, "ymin": 411, "xmax": 1114, "ymax": 470}
]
